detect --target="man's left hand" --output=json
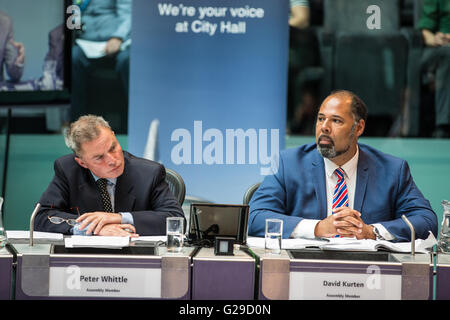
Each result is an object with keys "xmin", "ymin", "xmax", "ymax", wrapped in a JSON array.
[
  {"xmin": 97, "ymin": 224, "xmax": 139, "ymax": 237},
  {"xmin": 9, "ymin": 40, "xmax": 25, "ymax": 65},
  {"xmin": 333, "ymin": 207, "xmax": 376, "ymax": 240},
  {"xmin": 105, "ymin": 38, "xmax": 122, "ymax": 55},
  {"xmin": 76, "ymin": 211, "xmax": 122, "ymax": 235}
]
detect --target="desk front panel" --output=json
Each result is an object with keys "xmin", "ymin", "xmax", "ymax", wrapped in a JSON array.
[
  {"xmin": 436, "ymin": 253, "xmax": 450, "ymax": 300},
  {"xmin": 13, "ymin": 244, "xmax": 191, "ymax": 300},
  {"xmin": 257, "ymin": 249, "xmax": 433, "ymax": 300},
  {"xmin": 192, "ymin": 248, "xmax": 255, "ymax": 300},
  {"xmin": 0, "ymin": 247, "xmax": 13, "ymax": 300}
]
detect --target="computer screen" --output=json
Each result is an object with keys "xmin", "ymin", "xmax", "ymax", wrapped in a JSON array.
[
  {"xmin": 0, "ymin": 0, "xmax": 70, "ymax": 104},
  {"xmin": 188, "ymin": 203, "xmax": 249, "ymax": 245}
]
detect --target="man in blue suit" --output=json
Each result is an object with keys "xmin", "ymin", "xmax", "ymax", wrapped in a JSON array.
[{"xmin": 248, "ymin": 90, "xmax": 437, "ymax": 241}]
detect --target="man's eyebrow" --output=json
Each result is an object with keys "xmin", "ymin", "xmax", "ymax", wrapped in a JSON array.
[
  {"xmin": 92, "ymin": 152, "xmax": 104, "ymax": 159},
  {"xmin": 317, "ymin": 113, "xmax": 345, "ymax": 120}
]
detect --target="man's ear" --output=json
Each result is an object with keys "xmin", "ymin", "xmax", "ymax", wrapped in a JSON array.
[
  {"xmin": 356, "ymin": 119, "xmax": 365, "ymax": 138},
  {"xmin": 74, "ymin": 156, "xmax": 88, "ymax": 169}
]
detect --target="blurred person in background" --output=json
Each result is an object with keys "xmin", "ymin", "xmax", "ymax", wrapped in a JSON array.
[
  {"xmin": 0, "ymin": 10, "xmax": 25, "ymax": 83},
  {"xmin": 287, "ymin": 0, "xmax": 321, "ymax": 136},
  {"xmin": 418, "ymin": 0, "xmax": 450, "ymax": 138},
  {"xmin": 71, "ymin": 0, "xmax": 131, "ymax": 121}
]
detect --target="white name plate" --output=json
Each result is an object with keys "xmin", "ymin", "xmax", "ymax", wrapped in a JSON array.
[
  {"xmin": 289, "ymin": 270, "xmax": 402, "ymax": 300},
  {"xmin": 49, "ymin": 266, "xmax": 161, "ymax": 298}
]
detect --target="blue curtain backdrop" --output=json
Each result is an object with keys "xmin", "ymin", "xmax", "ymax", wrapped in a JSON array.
[{"xmin": 128, "ymin": 0, "xmax": 289, "ymax": 204}]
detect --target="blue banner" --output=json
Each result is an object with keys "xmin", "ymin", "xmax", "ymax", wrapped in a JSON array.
[{"xmin": 129, "ymin": 0, "xmax": 289, "ymax": 204}]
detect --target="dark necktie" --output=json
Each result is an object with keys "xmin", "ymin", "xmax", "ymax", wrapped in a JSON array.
[{"xmin": 96, "ymin": 178, "xmax": 113, "ymax": 212}]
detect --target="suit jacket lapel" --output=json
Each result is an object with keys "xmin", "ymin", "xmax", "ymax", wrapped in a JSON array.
[
  {"xmin": 354, "ymin": 147, "xmax": 369, "ymax": 214},
  {"xmin": 311, "ymin": 151, "xmax": 327, "ymax": 220},
  {"xmin": 114, "ymin": 154, "xmax": 136, "ymax": 212},
  {"xmin": 78, "ymin": 171, "xmax": 103, "ymax": 213}
]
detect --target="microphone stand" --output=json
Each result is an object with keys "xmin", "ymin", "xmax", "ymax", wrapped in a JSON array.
[
  {"xmin": 29, "ymin": 203, "xmax": 41, "ymax": 247},
  {"xmin": 401, "ymin": 215, "xmax": 415, "ymax": 256}
]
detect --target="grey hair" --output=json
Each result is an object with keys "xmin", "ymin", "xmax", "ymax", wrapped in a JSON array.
[{"xmin": 64, "ymin": 115, "xmax": 111, "ymax": 156}]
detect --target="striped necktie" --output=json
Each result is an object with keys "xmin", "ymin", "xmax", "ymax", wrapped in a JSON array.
[
  {"xmin": 332, "ymin": 168, "xmax": 349, "ymax": 210},
  {"xmin": 96, "ymin": 178, "xmax": 113, "ymax": 213}
]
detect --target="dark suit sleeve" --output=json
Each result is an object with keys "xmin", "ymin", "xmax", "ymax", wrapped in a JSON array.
[
  {"xmin": 130, "ymin": 164, "xmax": 185, "ymax": 236},
  {"xmin": 381, "ymin": 160, "xmax": 438, "ymax": 241},
  {"xmin": 34, "ymin": 159, "xmax": 77, "ymax": 234}
]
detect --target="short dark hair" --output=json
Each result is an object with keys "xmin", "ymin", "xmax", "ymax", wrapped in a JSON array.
[{"xmin": 331, "ymin": 90, "xmax": 368, "ymax": 123}]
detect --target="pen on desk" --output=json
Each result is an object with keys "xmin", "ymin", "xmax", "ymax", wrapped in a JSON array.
[{"xmin": 313, "ymin": 237, "xmax": 330, "ymax": 242}]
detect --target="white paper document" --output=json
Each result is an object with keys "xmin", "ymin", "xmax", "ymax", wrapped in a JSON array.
[
  {"xmin": 76, "ymin": 39, "xmax": 132, "ymax": 59},
  {"xmin": 246, "ymin": 236, "xmax": 329, "ymax": 250},
  {"xmin": 246, "ymin": 232, "xmax": 437, "ymax": 253},
  {"xmin": 65, "ymin": 235, "xmax": 130, "ymax": 249},
  {"xmin": 320, "ymin": 232, "xmax": 437, "ymax": 253},
  {"xmin": 130, "ymin": 236, "xmax": 167, "ymax": 243},
  {"xmin": 5, "ymin": 230, "xmax": 63, "ymax": 241}
]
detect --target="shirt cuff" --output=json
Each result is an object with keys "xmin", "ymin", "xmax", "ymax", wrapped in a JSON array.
[
  {"xmin": 290, "ymin": 219, "xmax": 321, "ymax": 239},
  {"xmin": 372, "ymin": 223, "xmax": 396, "ymax": 241},
  {"xmin": 120, "ymin": 212, "xmax": 134, "ymax": 225}
]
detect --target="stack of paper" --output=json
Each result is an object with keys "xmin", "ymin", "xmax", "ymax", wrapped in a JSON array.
[
  {"xmin": 246, "ymin": 236, "xmax": 329, "ymax": 250},
  {"xmin": 131, "ymin": 236, "xmax": 167, "ymax": 244},
  {"xmin": 65, "ymin": 236, "xmax": 130, "ymax": 249},
  {"xmin": 5, "ymin": 230, "xmax": 63, "ymax": 241},
  {"xmin": 246, "ymin": 231, "xmax": 437, "ymax": 253},
  {"xmin": 320, "ymin": 232, "xmax": 437, "ymax": 253}
]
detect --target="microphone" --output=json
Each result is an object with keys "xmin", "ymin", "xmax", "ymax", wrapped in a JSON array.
[
  {"xmin": 29, "ymin": 203, "xmax": 41, "ymax": 247},
  {"xmin": 203, "ymin": 224, "xmax": 219, "ymax": 237},
  {"xmin": 401, "ymin": 215, "xmax": 415, "ymax": 255}
]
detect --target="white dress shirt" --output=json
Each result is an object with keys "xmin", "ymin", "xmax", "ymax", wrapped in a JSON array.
[{"xmin": 291, "ymin": 146, "xmax": 394, "ymax": 240}]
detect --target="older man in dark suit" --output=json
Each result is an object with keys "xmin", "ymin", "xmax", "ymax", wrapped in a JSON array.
[
  {"xmin": 0, "ymin": 10, "xmax": 25, "ymax": 83},
  {"xmin": 34, "ymin": 115, "xmax": 185, "ymax": 236}
]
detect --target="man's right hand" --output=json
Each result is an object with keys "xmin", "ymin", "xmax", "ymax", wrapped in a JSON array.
[
  {"xmin": 314, "ymin": 208, "xmax": 363, "ymax": 238},
  {"xmin": 97, "ymin": 224, "xmax": 138, "ymax": 237},
  {"xmin": 76, "ymin": 211, "xmax": 122, "ymax": 235}
]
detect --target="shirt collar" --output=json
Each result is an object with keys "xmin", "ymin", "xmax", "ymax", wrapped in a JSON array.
[
  {"xmin": 90, "ymin": 172, "xmax": 117, "ymax": 186},
  {"xmin": 323, "ymin": 145, "xmax": 359, "ymax": 179}
]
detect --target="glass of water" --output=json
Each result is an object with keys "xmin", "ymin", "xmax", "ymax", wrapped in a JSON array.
[
  {"xmin": 166, "ymin": 217, "xmax": 184, "ymax": 252},
  {"xmin": 265, "ymin": 218, "xmax": 283, "ymax": 254}
]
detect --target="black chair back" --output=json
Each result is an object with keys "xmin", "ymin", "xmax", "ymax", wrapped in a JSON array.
[
  {"xmin": 243, "ymin": 182, "xmax": 261, "ymax": 205},
  {"xmin": 165, "ymin": 168, "xmax": 186, "ymax": 206}
]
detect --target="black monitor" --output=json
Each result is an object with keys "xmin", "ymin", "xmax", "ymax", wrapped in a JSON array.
[
  {"xmin": 189, "ymin": 203, "xmax": 249, "ymax": 245},
  {"xmin": 0, "ymin": 0, "xmax": 72, "ymax": 106}
]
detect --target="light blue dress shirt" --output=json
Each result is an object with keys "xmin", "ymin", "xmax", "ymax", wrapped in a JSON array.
[{"xmin": 290, "ymin": 0, "xmax": 309, "ymax": 7}]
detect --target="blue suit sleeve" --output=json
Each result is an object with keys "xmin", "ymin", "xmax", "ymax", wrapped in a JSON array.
[
  {"xmin": 380, "ymin": 160, "xmax": 438, "ymax": 241},
  {"xmin": 248, "ymin": 154, "xmax": 304, "ymax": 239}
]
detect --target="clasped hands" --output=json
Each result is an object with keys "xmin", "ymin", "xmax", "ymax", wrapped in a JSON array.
[
  {"xmin": 433, "ymin": 32, "xmax": 450, "ymax": 47},
  {"xmin": 314, "ymin": 207, "xmax": 375, "ymax": 240},
  {"xmin": 76, "ymin": 212, "xmax": 139, "ymax": 237}
]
